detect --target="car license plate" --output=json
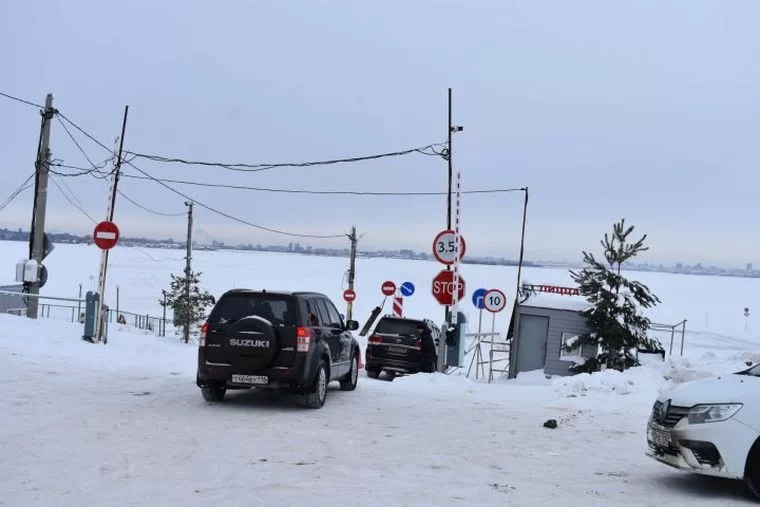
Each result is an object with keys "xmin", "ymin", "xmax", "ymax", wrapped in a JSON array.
[
  {"xmin": 650, "ymin": 427, "xmax": 671, "ymax": 447},
  {"xmin": 388, "ymin": 346, "xmax": 406, "ymax": 354},
  {"xmin": 231, "ymin": 374, "xmax": 268, "ymax": 385}
]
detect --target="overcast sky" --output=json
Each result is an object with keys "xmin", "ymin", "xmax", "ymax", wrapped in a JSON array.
[{"xmin": 1, "ymin": 0, "xmax": 758, "ymax": 266}]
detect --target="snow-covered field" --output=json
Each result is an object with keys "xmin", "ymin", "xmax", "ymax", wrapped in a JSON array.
[{"xmin": 1, "ymin": 240, "xmax": 760, "ymax": 505}]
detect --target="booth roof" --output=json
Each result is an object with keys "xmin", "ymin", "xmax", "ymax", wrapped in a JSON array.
[{"xmin": 520, "ymin": 293, "xmax": 592, "ymax": 312}]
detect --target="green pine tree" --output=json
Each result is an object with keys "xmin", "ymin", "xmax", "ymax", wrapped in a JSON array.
[
  {"xmin": 159, "ymin": 270, "xmax": 215, "ymax": 343},
  {"xmin": 568, "ymin": 219, "xmax": 662, "ymax": 372}
]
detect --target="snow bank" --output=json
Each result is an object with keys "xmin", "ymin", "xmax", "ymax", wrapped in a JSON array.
[
  {"xmin": 554, "ymin": 369, "xmax": 637, "ymax": 396},
  {"xmin": 391, "ymin": 372, "xmax": 479, "ymax": 397},
  {"xmin": 553, "ymin": 351, "xmax": 756, "ymax": 398},
  {"xmin": 0, "ymin": 314, "xmax": 196, "ymax": 376}
]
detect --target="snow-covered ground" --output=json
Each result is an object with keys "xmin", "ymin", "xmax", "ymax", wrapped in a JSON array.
[{"xmin": 1, "ymin": 240, "xmax": 760, "ymax": 505}]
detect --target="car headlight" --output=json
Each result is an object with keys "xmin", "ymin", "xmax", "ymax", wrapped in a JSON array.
[{"xmin": 687, "ymin": 403, "xmax": 743, "ymax": 424}]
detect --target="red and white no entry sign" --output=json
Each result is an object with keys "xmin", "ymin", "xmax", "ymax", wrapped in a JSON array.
[
  {"xmin": 483, "ymin": 289, "xmax": 507, "ymax": 313},
  {"xmin": 343, "ymin": 289, "xmax": 357, "ymax": 302},
  {"xmin": 381, "ymin": 280, "xmax": 396, "ymax": 296},
  {"xmin": 93, "ymin": 221, "xmax": 120, "ymax": 250}
]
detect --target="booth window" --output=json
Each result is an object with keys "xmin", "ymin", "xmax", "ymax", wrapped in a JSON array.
[{"xmin": 560, "ymin": 332, "xmax": 582, "ymax": 360}]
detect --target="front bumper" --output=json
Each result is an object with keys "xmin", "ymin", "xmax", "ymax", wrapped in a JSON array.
[{"xmin": 646, "ymin": 418, "xmax": 758, "ymax": 479}]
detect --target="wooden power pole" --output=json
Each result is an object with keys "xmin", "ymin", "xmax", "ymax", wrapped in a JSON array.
[
  {"xmin": 183, "ymin": 200, "xmax": 194, "ymax": 343},
  {"xmin": 346, "ymin": 226, "xmax": 358, "ymax": 322},
  {"xmin": 26, "ymin": 93, "xmax": 55, "ymax": 319},
  {"xmin": 94, "ymin": 105, "xmax": 129, "ymax": 343}
]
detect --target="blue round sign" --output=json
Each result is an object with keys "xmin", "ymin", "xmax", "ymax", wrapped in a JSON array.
[
  {"xmin": 472, "ymin": 288, "xmax": 487, "ymax": 309},
  {"xmin": 400, "ymin": 281, "xmax": 415, "ymax": 297}
]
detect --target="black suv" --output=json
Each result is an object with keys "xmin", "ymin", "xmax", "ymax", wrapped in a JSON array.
[
  {"xmin": 365, "ymin": 316, "xmax": 441, "ymax": 378},
  {"xmin": 196, "ymin": 289, "xmax": 361, "ymax": 408}
]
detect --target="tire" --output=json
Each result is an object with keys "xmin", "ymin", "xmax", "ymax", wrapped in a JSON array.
[
  {"xmin": 366, "ymin": 368, "xmax": 380, "ymax": 379},
  {"xmin": 304, "ymin": 360, "xmax": 328, "ymax": 409},
  {"xmin": 340, "ymin": 353, "xmax": 359, "ymax": 391},
  {"xmin": 423, "ymin": 358, "xmax": 437, "ymax": 373},
  {"xmin": 746, "ymin": 440, "xmax": 760, "ymax": 499},
  {"xmin": 201, "ymin": 382, "xmax": 226, "ymax": 402}
]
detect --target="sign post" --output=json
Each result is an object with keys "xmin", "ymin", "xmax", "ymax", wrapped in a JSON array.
[
  {"xmin": 93, "ymin": 220, "xmax": 120, "ymax": 343},
  {"xmin": 745, "ymin": 307, "xmax": 751, "ymax": 334},
  {"xmin": 467, "ymin": 287, "xmax": 487, "ymax": 379},
  {"xmin": 484, "ymin": 288, "xmax": 507, "ymax": 382}
]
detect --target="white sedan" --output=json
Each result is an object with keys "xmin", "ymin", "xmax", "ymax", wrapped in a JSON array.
[{"xmin": 646, "ymin": 363, "xmax": 760, "ymax": 498}]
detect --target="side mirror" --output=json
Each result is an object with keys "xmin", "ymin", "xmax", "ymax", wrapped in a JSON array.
[{"xmin": 346, "ymin": 320, "xmax": 359, "ymax": 331}]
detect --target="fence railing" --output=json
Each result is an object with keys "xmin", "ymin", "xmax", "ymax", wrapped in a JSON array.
[
  {"xmin": 650, "ymin": 320, "xmax": 688, "ymax": 357},
  {"xmin": 0, "ymin": 288, "xmax": 171, "ymax": 337}
]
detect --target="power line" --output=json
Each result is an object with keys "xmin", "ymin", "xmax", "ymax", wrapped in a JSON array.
[
  {"xmin": 55, "ymin": 115, "xmax": 115, "ymax": 174},
  {"xmin": 123, "ymin": 158, "xmax": 346, "ymax": 238},
  {"xmin": 125, "ymin": 143, "xmax": 446, "ymax": 173},
  {"xmin": 55, "ymin": 113, "xmax": 184, "ymax": 217},
  {"xmin": 121, "ymin": 173, "xmax": 525, "ymax": 196},
  {"xmin": 50, "ymin": 175, "xmax": 97, "ymax": 223},
  {"xmin": 0, "ymin": 91, "xmax": 47, "ymax": 110},
  {"xmin": 48, "ymin": 163, "xmax": 526, "ymax": 197},
  {"xmin": 117, "ymin": 188, "xmax": 185, "ymax": 217},
  {"xmin": 0, "ymin": 173, "xmax": 35, "ymax": 213},
  {"xmin": 55, "ymin": 112, "xmax": 345, "ymax": 238}
]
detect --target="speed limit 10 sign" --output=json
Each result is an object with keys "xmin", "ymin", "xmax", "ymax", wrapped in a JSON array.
[
  {"xmin": 483, "ymin": 289, "xmax": 507, "ymax": 313},
  {"xmin": 432, "ymin": 229, "xmax": 467, "ymax": 265}
]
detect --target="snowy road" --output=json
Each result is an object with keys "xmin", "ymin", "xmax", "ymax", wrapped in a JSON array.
[{"xmin": 0, "ymin": 317, "xmax": 757, "ymax": 506}]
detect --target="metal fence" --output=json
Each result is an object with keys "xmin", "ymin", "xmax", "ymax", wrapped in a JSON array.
[
  {"xmin": 650, "ymin": 320, "xmax": 688, "ymax": 357},
  {"xmin": 0, "ymin": 288, "xmax": 171, "ymax": 337}
]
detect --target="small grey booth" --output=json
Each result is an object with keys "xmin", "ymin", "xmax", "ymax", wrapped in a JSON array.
[{"xmin": 506, "ymin": 285, "xmax": 596, "ymax": 379}]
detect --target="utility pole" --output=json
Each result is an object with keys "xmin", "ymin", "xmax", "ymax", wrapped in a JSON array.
[
  {"xmin": 439, "ymin": 88, "xmax": 463, "ymax": 373},
  {"xmin": 94, "ymin": 105, "xmax": 129, "ymax": 343},
  {"xmin": 183, "ymin": 200, "xmax": 194, "ymax": 343},
  {"xmin": 26, "ymin": 93, "xmax": 55, "ymax": 319},
  {"xmin": 346, "ymin": 226, "xmax": 358, "ymax": 322}
]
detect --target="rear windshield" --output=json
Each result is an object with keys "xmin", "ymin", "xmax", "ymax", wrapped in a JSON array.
[
  {"xmin": 375, "ymin": 318, "xmax": 424, "ymax": 336},
  {"xmin": 209, "ymin": 294, "xmax": 297, "ymax": 328}
]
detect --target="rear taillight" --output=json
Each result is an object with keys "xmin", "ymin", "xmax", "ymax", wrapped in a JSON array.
[
  {"xmin": 369, "ymin": 334, "xmax": 382, "ymax": 344},
  {"xmin": 297, "ymin": 327, "xmax": 311, "ymax": 352},
  {"xmin": 199, "ymin": 322, "xmax": 208, "ymax": 346},
  {"xmin": 415, "ymin": 338, "xmax": 422, "ymax": 349}
]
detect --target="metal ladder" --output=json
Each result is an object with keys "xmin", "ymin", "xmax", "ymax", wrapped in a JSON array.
[{"xmin": 487, "ymin": 338, "xmax": 511, "ymax": 383}]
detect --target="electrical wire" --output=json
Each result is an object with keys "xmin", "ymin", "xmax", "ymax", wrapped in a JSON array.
[
  {"xmin": 49, "ymin": 175, "xmax": 97, "ymax": 223},
  {"xmin": 56, "ymin": 112, "xmax": 348, "ymax": 238},
  {"xmin": 48, "ymin": 174, "xmax": 166, "ymax": 263},
  {"xmin": 121, "ymin": 173, "xmax": 525, "ymax": 196},
  {"xmin": 55, "ymin": 163, "xmax": 525, "ymax": 196},
  {"xmin": 123, "ymin": 158, "xmax": 346, "ymax": 238},
  {"xmin": 116, "ymin": 188, "xmax": 185, "ymax": 217},
  {"xmin": 55, "ymin": 115, "xmax": 115, "ymax": 177},
  {"xmin": 0, "ymin": 91, "xmax": 46, "ymax": 110},
  {"xmin": 125, "ymin": 143, "xmax": 447, "ymax": 173},
  {"xmin": 55, "ymin": 113, "xmax": 184, "ymax": 217},
  {"xmin": 0, "ymin": 173, "xmax": 35, "ymax": 213},
  {"xmin": 50, "ymin": 162, "xmax": 111, "ymax": 178}
]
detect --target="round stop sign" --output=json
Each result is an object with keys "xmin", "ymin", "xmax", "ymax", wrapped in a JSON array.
[{"xmin": 343, "ymin": 289, "xmax": 357, "ymax": 302}]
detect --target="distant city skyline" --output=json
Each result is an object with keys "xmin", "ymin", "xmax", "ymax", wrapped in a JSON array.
[{"xmin": 0, "ymin": 225, "xmax": 755, "ymax": 274}]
